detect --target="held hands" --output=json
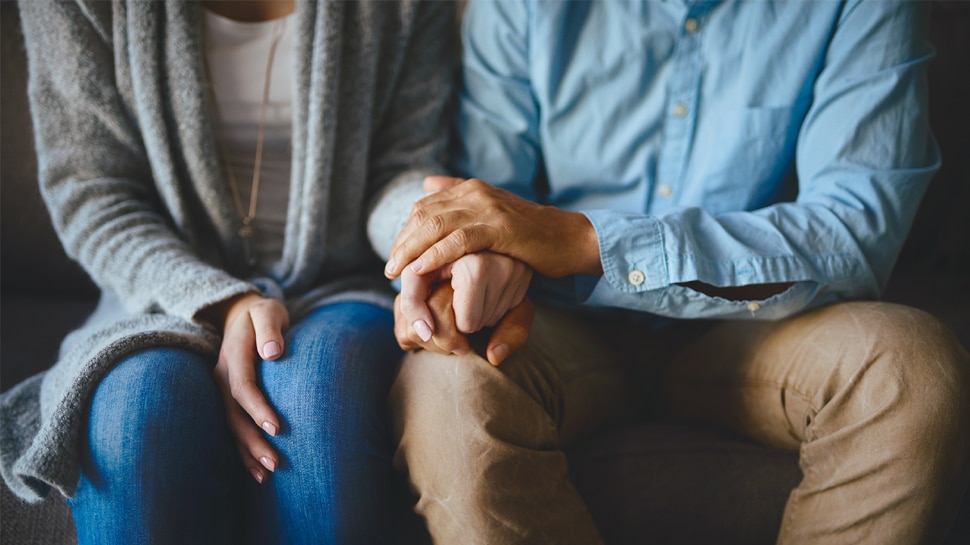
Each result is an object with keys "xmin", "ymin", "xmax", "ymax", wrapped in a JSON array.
[
  {"xmin": 210, "ymin": 293, "xmax": 289, "ymax": 484},
  {"xmin": 394, "ymin": 281, "xmax": 535, "ymax": 367},
  {"xmin": 395, "ymin": 251, "xmax": 534, "ymax": 365},
  {"xmin": 389, "ymin": 175, "xmax": 540, "ymax": 365}
]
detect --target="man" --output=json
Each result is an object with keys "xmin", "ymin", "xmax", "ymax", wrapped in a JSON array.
[{"xmin": 372, "ymin": 1, "xmax": 970, "ymax": 543}]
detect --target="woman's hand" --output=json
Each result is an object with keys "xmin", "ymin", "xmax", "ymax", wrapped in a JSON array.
[{"xmin": 209, "ymin": 293, "xmax": 290, "ymax": 484}]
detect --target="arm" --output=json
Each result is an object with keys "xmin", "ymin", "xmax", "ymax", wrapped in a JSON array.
[
  {"xmin": 20, "ymin": 0, "xmax": 286, "ymax": 483},
  {"xmin": 580, "ymin": 0, "xmax": 937, "ymax": 318},
  {"xmin": 387, "ymin": 0, "xmax": 939, "ymax": 320},
  {"xmin": 20, "ymin": 0, "xmax": 255, "ymax": 323}
]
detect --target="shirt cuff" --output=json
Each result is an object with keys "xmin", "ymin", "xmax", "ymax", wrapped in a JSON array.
[{"xmin": 581, "ymin": 209, "xmax": 669, "ymax": 304}]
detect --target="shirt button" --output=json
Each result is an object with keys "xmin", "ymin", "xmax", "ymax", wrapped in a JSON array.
[
  {"xmin": 658, "ymin": 184, "xmax": 673, "ymax": 198},
  {"xmin": 684, "ymin": 18, "xmax": 699, "ymax": 33},
  {"xmin": 627, "ymin": 270, "xmax": 646, "ymax": 286},
  {"xmin": 747, "ymin": 302, "xmax": 761, "ymax": 314},
  {"xmin": 673, "ymin": 103, "xmax": 689, "ymax": 117}
]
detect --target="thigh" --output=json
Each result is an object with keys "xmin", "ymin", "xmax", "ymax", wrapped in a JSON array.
[
  {"xmin": 395, "ymin": 302, "xmax": 633, "ymax": 454},
  {"xmin": 657, "ymin": 301, "xmax": 970, "ymax": 452}
]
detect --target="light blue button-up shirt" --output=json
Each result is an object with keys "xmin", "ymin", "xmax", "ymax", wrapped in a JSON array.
[{"xmin": 452, "ymin": 0, "xmax": 940, "ymax": 320}]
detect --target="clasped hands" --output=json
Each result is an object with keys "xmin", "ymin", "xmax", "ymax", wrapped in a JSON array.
[{"xmin": 384, "ymin": 175, "xmax": 602, "ymax": 364}]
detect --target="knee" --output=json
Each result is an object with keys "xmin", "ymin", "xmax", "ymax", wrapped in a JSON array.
[
  {"xmin": 824, "ymin": 303, "xmax": 970, "ymax": 449},
  {"xmin": 258, "ymin": 305, "xmax": 399, "ymax": 455},
  {"xmin": 390, "ymin": 349, "xmax": 559, "ymax": 461},
  {"xmin": 86, "ymin": 348, "xmax": 224, "ymax": 475}
]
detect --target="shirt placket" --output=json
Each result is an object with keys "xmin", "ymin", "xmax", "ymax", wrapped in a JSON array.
[{"xmin": 654, "ymin": 4, "xmax": 707, "ymax": 213}]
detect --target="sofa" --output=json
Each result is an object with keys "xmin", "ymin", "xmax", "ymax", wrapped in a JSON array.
[{"xmin": 2, "ymin": 2, "xmax": 967, "ymax": 544}]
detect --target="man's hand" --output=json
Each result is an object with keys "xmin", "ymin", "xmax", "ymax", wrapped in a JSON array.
[
  {"xmin": 394, "ymin": 282, "xmax": 535, "ymax": 366},
  {"xmin": 209, "ymin": 293, "xmax": 289, "ymax": 485},
  {"xmin": 384, "ymin": 176, "xmax": 602, "ymax": 281}
]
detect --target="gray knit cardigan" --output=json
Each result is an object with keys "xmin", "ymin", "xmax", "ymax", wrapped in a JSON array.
[{"xmin": 1, "ymin": 0, "xmax": 456, "ymax": 502}]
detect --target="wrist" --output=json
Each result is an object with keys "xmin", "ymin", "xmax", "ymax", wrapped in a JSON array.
[
  {"xmin": 561, "ymin": 210, "xmax": 602, "ymax": 277},
  {"xmin": 201, "ymin": 292, "xmax": 262, "ymax": 330}
]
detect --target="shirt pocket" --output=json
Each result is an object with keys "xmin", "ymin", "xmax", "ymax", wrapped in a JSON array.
[{"xmin": 688, "ymin": 105, "xmax": 803, "ymax": 213}]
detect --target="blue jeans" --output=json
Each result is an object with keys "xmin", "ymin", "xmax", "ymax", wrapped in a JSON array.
[{"xmin": 69, "ymin": 302, "xmax": 400, "ymax": 544}]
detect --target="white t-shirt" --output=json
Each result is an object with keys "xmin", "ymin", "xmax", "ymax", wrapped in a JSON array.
[{"xmin": 204, "ymin": 9, "xmax": 294, "ymax": 269}]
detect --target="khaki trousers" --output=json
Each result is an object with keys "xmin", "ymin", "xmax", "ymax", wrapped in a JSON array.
[{"xmin": 389, "ymin": 302, "xmax": 970, "ymax": 544}]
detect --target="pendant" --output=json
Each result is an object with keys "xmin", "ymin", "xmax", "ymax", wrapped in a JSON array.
[{"xmin": 239, "ymin": 219, "xmax": 257, "ymax": 269}]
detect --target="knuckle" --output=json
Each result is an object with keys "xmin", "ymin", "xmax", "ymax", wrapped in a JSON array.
[
  {"xmin": 456, "ymin": 316, "xmax": 478, "ymax": 334},
  {"xmin": 426, "ymin": 243, "xmax": 446, "ymax": 263},
  {"xmin": 228, "ymin": 378, "xmax": 253, "ymax": 400},
  {"xmin": 449, "ymin": 229, "xmax": 470, "ymax": 251},
  {"xmin": 426, "ymin": 214, "xmax": 446, "ymax": 237},
  {"xmin": 410, "ymin": 203, "xmax": 429, "ymax": 223}
]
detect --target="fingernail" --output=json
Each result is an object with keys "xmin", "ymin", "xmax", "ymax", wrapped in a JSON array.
[
  {"xmin": 262, "ymin": 421, "xmax": 278, "ymax": 436},
  {"xmin": 412, "ymin": 320, "xmax": 433, "ymax": 342},
  {"xmin": 263, "ymin": 341, "xmax": 281, "ymax": 358},
  {"xmin": 491, "ymin": 344, "xmax": 509, "ymax": 365},
  {"xmin": 453, "ymin": 348, "xmax": 468, "ymax": 356},
  {"xmin": 409, "ymin": 258, "xmax": 424, "ymax": 274},
  {"xmin": 385, "ymin": 258, "xmax": 396, "ymax": 275},
  {"xmin": 250, "ymin": 467, "xmax": 264, "ymax": 484},
  {"xmin": 260, "ymin": 456, "xmax": 276, "ymax": 472}
]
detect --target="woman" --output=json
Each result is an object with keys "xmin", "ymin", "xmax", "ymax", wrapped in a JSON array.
[{"xmin": 0, "ymin": 0, "xmax": 456, "ymax": 542}]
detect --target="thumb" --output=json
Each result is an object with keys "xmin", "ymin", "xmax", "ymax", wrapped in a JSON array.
[
  {"xmin": 486, "ymin": 298, "xmax": 535, "ymax": 366},
  {"xmin": 399, "ymin": 265, "xmax": 451, "ymax": 342},
  {"xmin": 250, "ymin": 298, "xmax": 290, "ymax": 361},
  {"xmin": 423, "ymin": 175, "xmax": 466, "ymax": 193}
]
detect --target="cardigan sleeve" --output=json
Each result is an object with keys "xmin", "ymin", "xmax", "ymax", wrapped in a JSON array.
[
  {"xmin": 366, "ymin": 0, "xmax": 459, "ymax": 260},
  {"xmin": 19, "ymin": 0, "xmax": 255, "ymax": 324}
]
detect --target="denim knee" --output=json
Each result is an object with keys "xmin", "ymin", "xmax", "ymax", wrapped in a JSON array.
[
  {"xmin": 82, "ymin": 347, "xmax": 229, "ymax": 482},
  {"xmin": 72, "ymin": 347, "xmax": 235, "ymax": 545}
]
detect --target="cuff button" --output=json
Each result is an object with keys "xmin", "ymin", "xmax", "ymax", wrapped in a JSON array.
[{"xmin": 627, "ymin": 270, "xmax": 646, "ymax": 286}]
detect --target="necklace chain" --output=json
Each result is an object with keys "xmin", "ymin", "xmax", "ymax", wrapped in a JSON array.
[{"xmin": 207, "ymin": 18, "xmax": 286, "ymax": 265}]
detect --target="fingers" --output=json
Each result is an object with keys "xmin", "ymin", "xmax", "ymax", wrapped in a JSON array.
[
  {"xmin": 224, "ymin": 394, "xmax": 279, "ymax": 484},
  {"xmin": 213, "ymin": 295, "xmax": 291, "ymax": 483},
  {"xmin": 213, "ymin": 352, "xmax": 280, "ymax": 484},
  {"xmin": 399, "ymin": 266, "xmax": 445, "ymax": 344},
  {"xmin": 385, "ymin": 179, "xmax": 495, "ymax": 279},
  {"xmin": 393, "ymin": 295, "xmax": 419, "ymax": 351},
  {"xmin": 450, "ymin": 253, "xmax": 533, "ymax": 333},
  {"xmin": 486, "ymin": 297, "xmax": 535, "ymax": 366},
  {"xmin": 424, "ymin": 284, "xmax": 471, "ymax": 355},
  {"xmin": 393, "ymin": 284, "xmax": 470, "ymax": 356},
  {"xmin": 450, "ymin": 254, "xmax": 491, "ymax": 333},
  {"xmin": 217, "ymin": 324, "xmax": 280, "ymax": 435},
  {"xmin": 409, "ymin": 222, "xmax": 498, "ymax": 277}
]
